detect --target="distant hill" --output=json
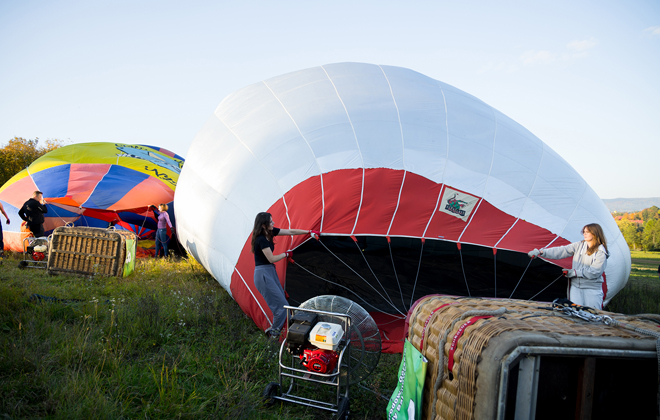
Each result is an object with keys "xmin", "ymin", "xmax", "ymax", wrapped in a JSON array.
[{"xmin": 602, "ymin": 197, "xmax": 660, "ymax": 213}]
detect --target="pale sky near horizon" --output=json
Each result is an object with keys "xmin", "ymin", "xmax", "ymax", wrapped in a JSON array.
[{"xmin": 1, "ymin": 0, "xmax": 659, "ymax": 199}]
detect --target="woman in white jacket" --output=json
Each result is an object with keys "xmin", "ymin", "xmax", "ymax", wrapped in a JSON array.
[{"xmin": 528, "ymin": 223, "xmax": 609, "ymax": 309}]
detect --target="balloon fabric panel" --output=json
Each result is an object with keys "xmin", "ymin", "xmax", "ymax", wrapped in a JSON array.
[
  {"xmin": 65, "ymin": 164, "xmax": 113, "ymax": 206},
  {"xmin": 353, "ymin": 169, "xmax": 405, "ymax": 236},
  {"xmin": 0, "ymin": 176, "xmax": 39, "ymax": 205},
  {"xmin": 83, "ymin": 165, "xmax": 149, "ymax": 209},
  {"xmin": 109, "ymin": 177, "xmax": 173, "ymax": 211},
  {"xmin": 32, "ymin": 164, "xmax": 71, "ymax": 199},
  {"xmin": 388, "ymin": 172, "xmax": 443, "ymax": 238}
]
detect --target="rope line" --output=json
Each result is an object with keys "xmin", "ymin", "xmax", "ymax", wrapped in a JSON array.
[
  {"xmin": 353, "ymin": 239, "xmax": 398, "ymax": 310},
  {"xmin": 314, "ymin": 240, "xmax": 406, "ymax": 316},
  {"xmin": 409, "ymin": 240, "xmax": 425, "ymax": 308},
  {"xmin": 292, "ymin": 261, "xmax": 405, "ymax": 318},
  {"xmin": 387, "ymin": 240, "xmax": 407, "ymax": 312},
  {"xmin": 527, "ymin": 274, "xmax": 564, "ymax": 301},
  {"xmin": 458, "ymin": 246, "xmax": 471, "ymax": 297},
  {"xmin": 493, "ymin": 252, "xmax": 497, "ymax": 298},
  {"xmin": 509, "ymin": 257, "xmax": 534, "ymax": 299}
]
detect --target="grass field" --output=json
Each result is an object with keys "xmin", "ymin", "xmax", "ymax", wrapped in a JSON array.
[
  {"xmin": 0, "ymin": 253, "xmax": 399, "ymax": 420},
  {"xmin": 1, "ymin": 250, "xmax": 658, "ymax": 419},
  {"xmin": 606, "ymin": 250, "xmax": 660, "ymax": 314}
]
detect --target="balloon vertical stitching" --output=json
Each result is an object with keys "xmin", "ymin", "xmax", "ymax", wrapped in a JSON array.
[
  {"xmin": 379, "ymin": 65, "xmax": 407, "ymax": 237},
  {"xmin": 262, "ymin": 80, "xmax": 326, "ymax": 232},
  {"xmin": 320, "ymin": 65, "xmax": 364, "ymax": 236},
  {"xmin": 457, "ymin": 105, "xmax": 498, "ymax": 244}
]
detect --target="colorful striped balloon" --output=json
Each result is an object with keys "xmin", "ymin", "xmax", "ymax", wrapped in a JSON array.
[{"xmin": 0, "ymin": 142, "xmax": 183, "ymax": 251}]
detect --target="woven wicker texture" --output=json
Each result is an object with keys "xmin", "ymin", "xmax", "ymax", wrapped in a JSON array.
[
  {"xmin": 406, "ymin": 295, "xmax": 659, "ymax": 420},
  {"xmin": 47, "ymin": 227, "xmax": 135, "ymax": 277}
]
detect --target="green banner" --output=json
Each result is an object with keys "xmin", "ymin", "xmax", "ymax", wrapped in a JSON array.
[
  {"xmin": 387, "ymin": 339, "xmax": 428, "ymax": 420},
  {"xmin": 123, "ymin": 238, "xmax": 136, "ymax": 277}
]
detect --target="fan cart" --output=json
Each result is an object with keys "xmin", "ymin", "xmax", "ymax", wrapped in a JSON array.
[
  {"xmin": 263, "ymin": 295, "xmax": 382, "ymax": 420},
  {"xmin": 264, "ymin": 305, "xmax": 352, "ymax": 419},
  {"xmin": 18, "ymin": 236, "xmax": 49, "ymax": 269}
]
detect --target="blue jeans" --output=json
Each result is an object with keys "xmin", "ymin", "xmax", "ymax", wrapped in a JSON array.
[
  {"xmin": 155, "ymin": 228, "xmax": 169, "ymax": 257},
  {"xmin": 254, "ymin": 264, "xmax": 288, "ymax": 331}
]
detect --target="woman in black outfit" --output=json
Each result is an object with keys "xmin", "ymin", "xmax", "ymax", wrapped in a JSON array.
[{"xmin": 251, "ymin": 212, "xmax": 317, "ymax": 339}]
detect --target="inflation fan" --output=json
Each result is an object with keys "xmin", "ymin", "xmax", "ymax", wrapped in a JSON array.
[{"xmin": 263, "ymin": 295, "xmax": 381, "ymax": 419}]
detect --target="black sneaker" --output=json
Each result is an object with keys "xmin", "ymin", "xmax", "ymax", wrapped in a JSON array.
[{"xmin": 267, "ymin": 329, "xmax": 281, "ymax": 340}]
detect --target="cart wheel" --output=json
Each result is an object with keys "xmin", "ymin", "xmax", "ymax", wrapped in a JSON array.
[
  {"xmin": 18, "ymin": 260, "xmax": 28, "ymax": 269},
  {"xmin": 262, "ymin": 381, "xmax": 280, "ymax": 407},
  {"xmin": 335, "ymin": 396, "xmax": 349, "ymax": 419}
]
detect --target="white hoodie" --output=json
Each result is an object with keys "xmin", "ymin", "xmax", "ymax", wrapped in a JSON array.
[{"xmin": 542, "ymin": 241, "xmax": 609, "ymax": 291}]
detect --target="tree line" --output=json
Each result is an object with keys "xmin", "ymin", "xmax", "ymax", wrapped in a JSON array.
[
  {"xmin": 614, "ymin": 206, "xmax": 660, "ymax": 251},
  {"xmin": 0, "ymin": 137, "xmax": 64, "ymax": 187}
]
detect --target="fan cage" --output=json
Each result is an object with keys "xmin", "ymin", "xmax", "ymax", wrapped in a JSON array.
[{"xmin": 298, "ymin": 295, "xmax": 381, "ymax": 384}]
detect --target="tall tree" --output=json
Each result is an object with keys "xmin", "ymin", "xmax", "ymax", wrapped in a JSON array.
[
  {"xmin": 617, "ymin": 219, "xmax": 643, "ymax": 251},
  {"xmin": 641, "ymin": 206, "xmax": 660, "ymax": 222},
  {"xmin": 643, "ymin": 219, "xmax": 660, "ymax": 251},
  {"xmin": 0, "ymin": 137, "xmax": 64, "ymax": 187}
]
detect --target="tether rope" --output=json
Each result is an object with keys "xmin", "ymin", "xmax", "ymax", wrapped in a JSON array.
[
  {"xmin": 387, "ymin": 239, "xmax": 407, "ymax": 312},
  {"xmin": 312, "ymin": 240, "xmax": 406, "ymax": 316},
  {"xmin": 509, "ymin": 257, "xmax": 534, "ymax": 299},
  {"xmin": 353, "ymin": 239, "xmax": 399, "ymax": 310},
  {"xmin": 527, "ymin": 274, "xmax": 564, "ymax": 301},
  {"xmin": 458, "ymin": 246, "xmax": 471, "ymax": 297},
  {"xmin": 291, "ymin": 262, "xmax": 405, "ymax": 318},
  {"xmin": 493, "ymin": 251, "xmax": 497, "ymax": 298},
  {"xmin": 409, "ymin": 240, "xmax": 425, "ymax": 308}
]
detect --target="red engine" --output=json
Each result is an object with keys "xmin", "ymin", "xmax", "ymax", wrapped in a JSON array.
[
  {"xmin": 32, "ymin": 252, "xmax": 45, "ymax": 261},
  {"xmin": 300, "ymin": 348, "xmax": 339, "ymax": 374}
]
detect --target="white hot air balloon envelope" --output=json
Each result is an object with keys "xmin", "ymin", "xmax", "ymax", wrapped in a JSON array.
[{"xmin": 175, "ymin": 63, "xmax": 630, "ymax": 353}]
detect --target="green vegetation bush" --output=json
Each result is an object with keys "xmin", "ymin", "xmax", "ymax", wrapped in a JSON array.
[
  {"xmin": 0, "ymin": 137, "xmax": 65, "ymax": 186},
  {"xmin": 614, "ymin": 206, "xmax": 660, "ymax": 251}
]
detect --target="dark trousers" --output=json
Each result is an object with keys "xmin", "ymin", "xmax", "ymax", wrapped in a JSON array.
[
  {"xmin": 155, "ymin": 228, "xmax": 169, "ymax": 257},
  {"xmin": 28, "ymin": 224, "xmax": 45, "ymax": 238}
]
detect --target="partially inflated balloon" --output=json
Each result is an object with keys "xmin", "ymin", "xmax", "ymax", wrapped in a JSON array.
[
  {"xmin": 0, "ymin": 142, "xmax": 183, "ymax": 251},
  {"xmin": 175, "ymin": 63, "xmax": 630, "ymax": 353}
]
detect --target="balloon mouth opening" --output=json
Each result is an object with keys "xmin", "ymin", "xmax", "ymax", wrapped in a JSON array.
[{"xmin": 285, "ymin": 235, "xmax": 567, "ymax": 315}]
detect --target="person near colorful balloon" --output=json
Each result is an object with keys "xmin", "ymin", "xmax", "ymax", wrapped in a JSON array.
[
  {"xmin": 18, "ymin": 191, "xmax": 48, "ymax": 238},
  {"xmin": 154, "ymin": 204, "xmax": 173, "ymax": 258}
]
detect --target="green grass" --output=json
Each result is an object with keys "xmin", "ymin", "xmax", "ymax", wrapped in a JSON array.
[
  {"xmin": 2, "ymin": 249, "xmax": 658, "ymax": 419},
  {"xmin": 0, "ymin": 253, "xmax": 399, "ymax": 419},
  {"xmin": 606, "ymin": 250, "xmax": 660, "ymax": 315}
]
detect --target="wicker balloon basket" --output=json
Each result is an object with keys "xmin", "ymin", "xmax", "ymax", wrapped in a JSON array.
[
  {"xmin": 406, "ymin": 295, "xmax": 659, "ymax": 420},
  {"xmin": 47, "ymin": 226, "xmax": 137, "ymax": 277}
]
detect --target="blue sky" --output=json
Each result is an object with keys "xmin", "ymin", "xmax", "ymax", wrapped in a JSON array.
[{"xmin": 1, "ymin": 0, "xmax": 658, "ymax": 199}]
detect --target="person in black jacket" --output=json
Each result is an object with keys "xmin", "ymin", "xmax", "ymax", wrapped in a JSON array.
[{"xmin": 19, "ymin": 191, "xmax": 48, "ymax": 238}]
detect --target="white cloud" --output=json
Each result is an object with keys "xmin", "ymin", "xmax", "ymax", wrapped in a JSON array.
[
  {"xmin": 478, "ymin": 60, "xmax": 519, "ymax": 73},
  {"xmin": 645, "ymin": 26, "xmax": 660, "ymax": 36},
  {"xmin": 520, "ymin": 38, "xmax": 597, "ymax": 66},
  {"xmin": 567, "ymin": 37, "xmax": 597, "ymax": 52},
  {"xmin": 521, "ymin": 50, "xmax": 557, "ymax": 65}
]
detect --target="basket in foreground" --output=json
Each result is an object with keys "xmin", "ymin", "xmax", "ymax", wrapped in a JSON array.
[
  {"xmin": 47, "ymin": 226, "xmax": 136, "ymax": 277},
  {"xmin": 406, "ymin": 295, "xmax": 659, "ymax": 420}
]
